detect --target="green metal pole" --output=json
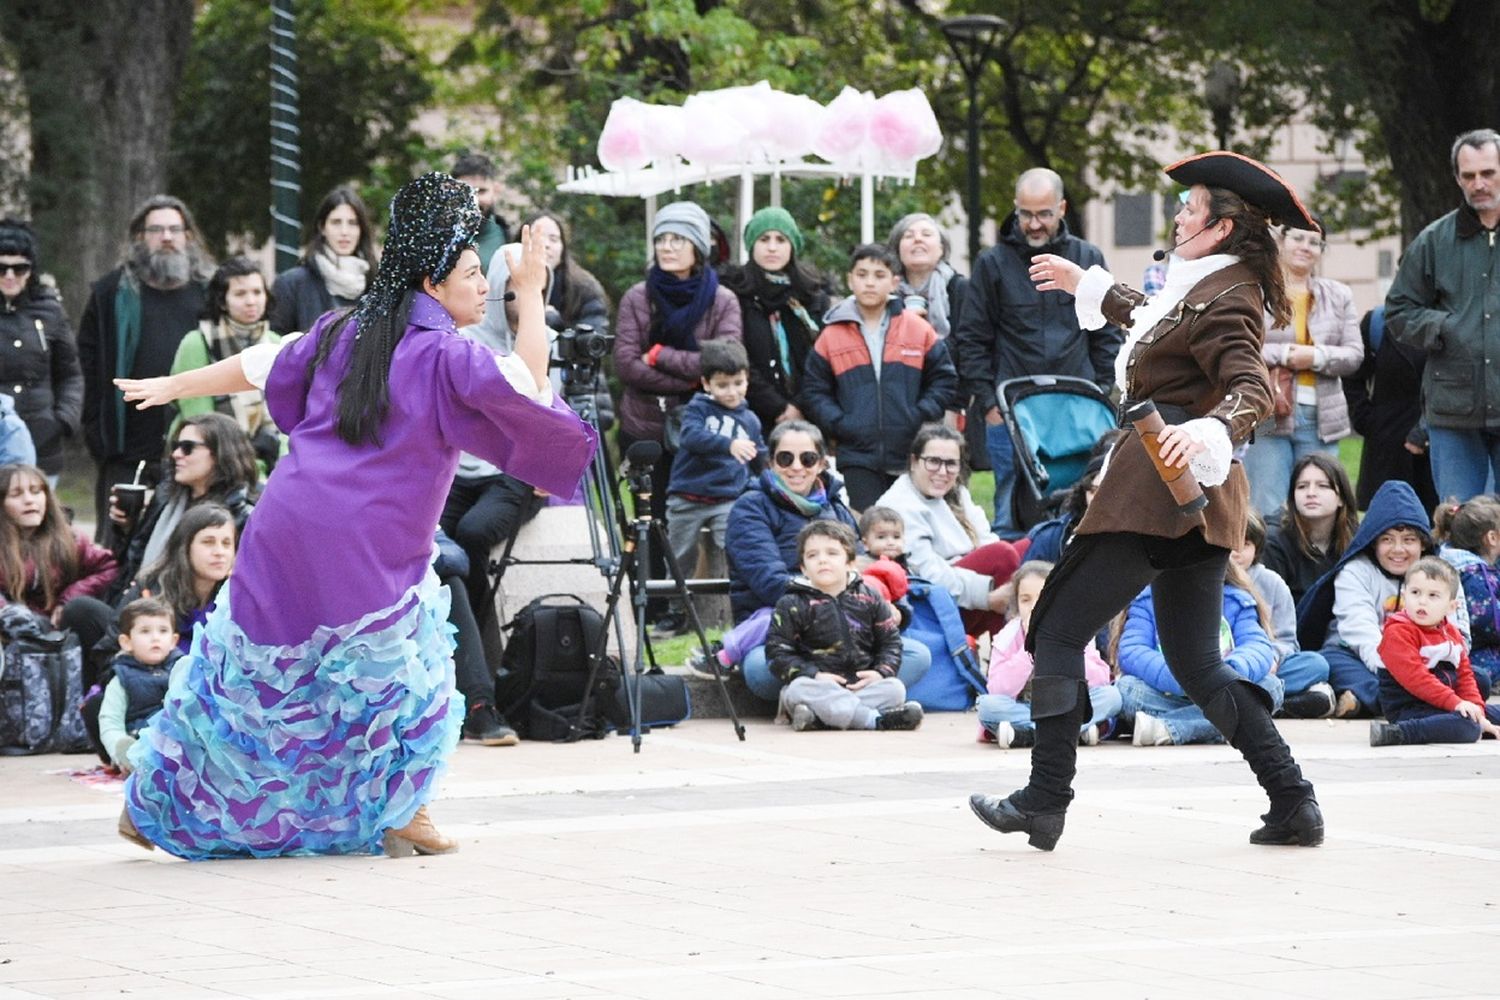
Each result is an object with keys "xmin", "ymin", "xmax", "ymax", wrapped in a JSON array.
[{"xmin": 270, "ymin": 0, "xmax": 301, "ymax": 272}]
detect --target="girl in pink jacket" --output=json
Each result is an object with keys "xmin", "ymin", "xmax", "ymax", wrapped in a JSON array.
[{"xmin": 977, "ymin": 560, "xmax": 1121, "ymax": 748}]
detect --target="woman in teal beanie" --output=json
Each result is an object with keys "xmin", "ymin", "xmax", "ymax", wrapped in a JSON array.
[{"xmin": 721, "ymin": 207, "xmax": 830, "ymax": 431}]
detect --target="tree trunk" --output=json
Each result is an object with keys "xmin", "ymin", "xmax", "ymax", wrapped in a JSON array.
[
  {"xmin": 0, "ymin": 0, "xmax": 194, "ymax": 323},
  {"xmin": 1354, "ymin": 3, "xmax": 1500, "ymax": 244}
]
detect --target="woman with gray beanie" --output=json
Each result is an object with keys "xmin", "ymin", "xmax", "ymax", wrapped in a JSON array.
[{"xmin": 613, "ymin": 200, "xmax": 742, "ymax": 635}]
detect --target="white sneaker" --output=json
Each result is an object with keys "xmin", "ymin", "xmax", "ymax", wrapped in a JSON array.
[
  {"xmin": 992, "ymin": 721, "xmax": 1034, "ymax": 748},
  {"xmin": 1132, "ymin": 713, "xmax": 1172, "ymax": 746},
  {"xmin": 1079, "ymin": 723, "xmax": 1100, "ymax": 746},
  {"xmin": 790, "ymin": 704, "xmax": 820, "ymax": 732}
]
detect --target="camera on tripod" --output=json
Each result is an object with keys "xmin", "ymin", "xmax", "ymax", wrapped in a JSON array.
[{"xmin": 552, "ymin": 323, "xmax": 614, "ymax": 396}]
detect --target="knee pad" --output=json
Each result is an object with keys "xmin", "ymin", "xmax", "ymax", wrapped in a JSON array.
[{"xmin": 1030, "ymin": 676, "xmax": 1090, "ymax": 722}]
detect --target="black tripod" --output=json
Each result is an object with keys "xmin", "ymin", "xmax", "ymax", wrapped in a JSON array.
[{"xmin": 488, "ymin": 359, "xmax": 745, "ymax": 750}]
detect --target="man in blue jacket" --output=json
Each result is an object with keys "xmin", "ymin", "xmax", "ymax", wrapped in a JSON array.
[{"xmin": 953, "ymin": 168, "xmax": 1123, "ymax": 536}]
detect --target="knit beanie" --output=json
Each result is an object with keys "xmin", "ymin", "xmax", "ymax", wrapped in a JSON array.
[
  {"xmin": 0, "ymin": 219, "xmax": 37, "ymax": 262},
  {"xmin": 653, "ymin": 201, "xmax": 711, "ymax": 260},
  {"xmin": 742, "ymin": 206, "xmax": 803, "ymax": 256}
]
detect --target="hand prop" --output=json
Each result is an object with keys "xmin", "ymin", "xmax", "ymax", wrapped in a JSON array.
[{"xmin": 1126, "ymin": 400, "xmax": 1208, "ymax": 515}]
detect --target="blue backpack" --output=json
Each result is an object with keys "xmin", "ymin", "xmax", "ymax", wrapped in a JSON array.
[{"xmin": 903, "ymin": 577, "xmax": 987, "ymax": 710}]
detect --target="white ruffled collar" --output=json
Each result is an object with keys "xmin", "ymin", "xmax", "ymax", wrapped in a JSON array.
[{"xmin": 1114, "ymin": 253, "xmax": 1239, "ymax": 394}]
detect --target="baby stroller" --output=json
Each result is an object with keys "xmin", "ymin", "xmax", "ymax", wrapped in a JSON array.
[{"xmin": 996, "ymin": 375, "xmax": 1117, "ymax": 530}]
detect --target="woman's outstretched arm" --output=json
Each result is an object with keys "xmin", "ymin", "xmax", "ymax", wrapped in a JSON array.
[{"xmin": 115, "ymin": 354, "xmax": 255, "ymax": 409}]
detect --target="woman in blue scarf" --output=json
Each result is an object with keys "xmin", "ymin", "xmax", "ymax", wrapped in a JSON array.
[{"xmin": 613, "ymin": 201, "xmax": 742, "ymax": 635}]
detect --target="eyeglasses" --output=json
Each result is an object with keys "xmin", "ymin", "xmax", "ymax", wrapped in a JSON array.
[
  {"xmin": 172, "ymin": 439, "xmax": 205, "ymax": 456},
  {"xmin": 918, "ymin": 455, "xmax": 961, "ymax": 473},
  {"xmin": 773, "ymin": 450, "xmax": 821, "ymax": 469},
  {"xmin": 0, "ymin": 263, "xmax": 31, "ymax": 277},
  {"xmin": 143, "ymin": 225, "xmax": 186, "ymax": 237},
  {"xmin": 653, "ymin": 233, "xmax": 688, "ymax": 250},
  {"xmin": 1015, "ymin": 207, "xmax": 1060, "ymax": 224}
]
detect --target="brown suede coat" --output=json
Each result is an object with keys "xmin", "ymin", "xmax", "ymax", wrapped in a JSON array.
[{"xmin": 1075, "ymin": 262, "xmax": 1273, "ymax": 550}]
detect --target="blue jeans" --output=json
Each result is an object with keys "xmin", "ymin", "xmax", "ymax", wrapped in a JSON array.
[
  {"xmin": 1241, "ymin": 403, "xmax": 1335, "ymax": 519},
  {"xmin": 985, "ymin": 419, "xmax": 1018, "ymax": 536},
  {"xmin": 1277, "ymin": 650, "xmax": 1331, "ymax": 696},
  {"xmin": 742, "ymin": 641, "xmax": 932, "ymax": 703},
  {"xmin": 1320, "ymin": 644, "xmax": 1381, "ymax": 715},
  {"xmin": 1426, "ymin": 426, "xmax": 1500, "ymax": 502},
  {"xmin": 1117, "ymin": 673, "xmax": 1285, "ymax": 744},
  {"xmin": 976, "ymin": 684, "xmax": 1123, "ymax": 734}
]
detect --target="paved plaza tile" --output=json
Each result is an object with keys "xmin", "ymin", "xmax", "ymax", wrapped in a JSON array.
[{"xmin": 1, "ymin": 715, "xmax": 1497, "ymax": 999}]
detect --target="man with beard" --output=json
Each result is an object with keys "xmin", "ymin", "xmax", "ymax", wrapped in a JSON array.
[
  {"xmin": 1387, "ymin": 128, "xmax": 1500, "ymax": 503},
  {"xmin": 451, "ymin": 152, "xmax": 509, "ymax": 272},
  {"xmin": 77, "ymin": 195, "xmax": 213, "ymax": 543},
  {"xmin": 953, "ymin": 168, "xmax": 1123, "ymax": 537}
]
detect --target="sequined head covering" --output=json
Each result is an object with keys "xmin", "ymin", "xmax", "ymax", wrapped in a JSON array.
[{"xmin": 354, "ymin": 172, "xmax": 481, "ymax": 324}]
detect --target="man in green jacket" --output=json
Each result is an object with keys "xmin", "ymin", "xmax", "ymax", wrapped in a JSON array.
[
  {"xmin": 452, "ymin": 152, "xmax": 509, "ymax": 273},
  {"xmin": 1386, "ymin": 127, "xmax": 1500, "ymax": 503}
]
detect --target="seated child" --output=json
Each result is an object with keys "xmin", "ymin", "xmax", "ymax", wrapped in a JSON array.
[
  {"xmin": 1234, "ymin": 509, "xmax": 1335, "ymax": 718},
  {"xmin": 976, "ymin": 559, "xmax": 1121, "ymax": 748},
  {"xmin": 1435, "ymin": 495, "xmax": 1500, "ymax": 697},
  {"xmin": 1118, "ymin": 560, "xmax": 1282, "ymax": 746},
  {"xmin": 1297, "ymin": 480, "xmax": 1469, "ymax": 718},
  {"xmin": 766, "ymin": 521, "xmax": 924, "ymax": 731},
  {"xmin": 96, "ymin": 597, "xmax": 183, "ymax": 773},
  {"xmin": 1371, "ymin": 557, "xmax": 1500, "ymax": 746},
  {"xmin": 855, "ymin": 504, "xmax": 911, "ymax": 615},
  {"xmin": 663, "ymin": 339, "xmax": 765, "ymax": 635}
]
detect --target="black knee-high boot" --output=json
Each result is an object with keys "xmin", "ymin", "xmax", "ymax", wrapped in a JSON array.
[
  {"xmin": 1200, "ymin": 679, "xmax": 1323, "ymax": 846},
  {"xmin": 970, "ymin": 677, "xmax": 1090, "ymax": 851}
]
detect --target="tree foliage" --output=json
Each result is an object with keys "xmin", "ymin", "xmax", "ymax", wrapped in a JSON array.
[{"xmin": 168, "ymin": 0, "xmax": 433, "ymax": 254}]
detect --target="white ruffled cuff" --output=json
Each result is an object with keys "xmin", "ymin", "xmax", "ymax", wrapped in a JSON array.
[
  {"xmin": 1074, "ymin": 266, "xmax": 1114, "ymax": 332},
  {"xmin": 240, "ymin": 332, "xmax": 301, "ymax": 390},
  {"xmin": 496, "ymin": 352, "xmax": 553, "ymax": 405},
  {"xmin": 1181, "ymin": 417, "xmax": 1232, "ymax": 487}
]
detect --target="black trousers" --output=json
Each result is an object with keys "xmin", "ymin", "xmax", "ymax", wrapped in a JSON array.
[
  {"xmin": 1019, "ymin": 530, "xmax": 1312, "ymax": 813},
  {"xmin": 440, "ymin": 473, "xmax": 543, "ymax": 619},
  {"xmin": 442, "ymin": 574, "xmax": 494, "ymax": 712},
  {"xmin": 839, "ymin": 466, "xmax": 897, "ymax": 512}
]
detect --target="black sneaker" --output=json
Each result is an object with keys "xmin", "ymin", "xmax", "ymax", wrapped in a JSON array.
[
  {"xmin": 876, "ymin": 701, "xmax": 924, "ymax": 731},
  {"xmin": 686, "ymin": 641, "xmax": 731, "ymax": 680},
  {"xmin": 463, "ymin": 703, "xmax": 519, "ymax": 746}
]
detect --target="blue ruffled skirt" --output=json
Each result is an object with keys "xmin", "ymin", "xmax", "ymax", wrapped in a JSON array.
[{"xmin": 124, "ymin": 574, "xmax": 461, "ymax": 860}]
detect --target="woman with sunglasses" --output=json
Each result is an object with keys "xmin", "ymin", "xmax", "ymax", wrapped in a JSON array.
[
  {"xmin": 724, "ymin": 420, "xmax": 929, "ymax": 702},
  {"xmin": 0, "ymin": 219, "xmax": 83, "ymax": 484},
  {"xmin": 1241, "ymin": 216, "xmax": 1363, "ymax": 519},
  {"xmin": 106, "ymin": 412, "xmax": 257, "ymax": 601},
  {"xmin": 614, "ymin": 201, "xmax": 741, "ymax": 636},
  {"xmin": 877, "ymin": 424, "xmax": 1023, "ymax": 638}
]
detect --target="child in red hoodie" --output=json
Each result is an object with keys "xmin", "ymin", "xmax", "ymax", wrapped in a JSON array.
[{"xmin": 1372, "ymin": 556, "xmax": 1500, "ymax": 746}]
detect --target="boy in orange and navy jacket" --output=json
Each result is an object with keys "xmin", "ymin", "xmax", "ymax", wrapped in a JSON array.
[{"xmin": 801, "ymin": 243, "xmax": 958, "ymax": 509}]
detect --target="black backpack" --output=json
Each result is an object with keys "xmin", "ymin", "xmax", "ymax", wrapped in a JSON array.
[{"xmin": 495, "ymin": 594, "xmax": 624, "ymax": 741}]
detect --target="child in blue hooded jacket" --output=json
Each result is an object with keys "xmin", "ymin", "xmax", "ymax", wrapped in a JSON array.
[
  {"xmin": 1116, "ymin": 560, "xmax": 1281, "ymax": 746},
  {"xmin": 1297, "ymin": 480, "xmax": 1470, "ymax": 717},
  {"xmin": 1435, "ymin": 495, "xmax": 1500, "ymax": 697}
]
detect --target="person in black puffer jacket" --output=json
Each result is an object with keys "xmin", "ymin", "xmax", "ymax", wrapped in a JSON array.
[{"xmin": 0, "ymin": 219, "xmax": 84, "ymax": 480}]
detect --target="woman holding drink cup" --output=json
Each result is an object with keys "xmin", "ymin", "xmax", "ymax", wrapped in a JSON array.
[{"xmin": 967, "ymin": 152, "xmax": 1325, "ymax": 852}]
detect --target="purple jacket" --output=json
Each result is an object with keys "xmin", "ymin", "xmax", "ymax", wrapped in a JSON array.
[
  {"xmin": 612, "ymin": 281, "xmax": 742, "ymax": 441},
  {"xmin": 231, "ymin": 294, "xmax": 596, "ymax": 646}
]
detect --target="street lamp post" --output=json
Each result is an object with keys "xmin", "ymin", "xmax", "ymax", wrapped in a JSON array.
[
  {"xmin": 1204, "ymin": 61, "xmax": 1241, "ymax": 152},
  {"xmin": 941, "ymin": 14, "xmax": 1007, "ymax": 265}
]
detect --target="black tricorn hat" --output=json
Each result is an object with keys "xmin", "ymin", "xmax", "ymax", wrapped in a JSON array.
[{"xmin": 1165, "ymin": 151, "xmax": 1317, "ymax": 230}]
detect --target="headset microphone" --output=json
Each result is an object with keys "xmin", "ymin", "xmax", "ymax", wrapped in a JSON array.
[{"xmin": 1152, "ymin": 220, "xmax": 1219, "ymax": 262}]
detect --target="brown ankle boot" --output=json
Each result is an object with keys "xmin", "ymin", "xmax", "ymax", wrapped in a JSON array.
[
  {"xmin": 382, "ymin": 806, "xmax": 458, "ymax": 857},
  {"xmin": 117, "ymin": 806, "xmax": 154, "ymax": 852}
]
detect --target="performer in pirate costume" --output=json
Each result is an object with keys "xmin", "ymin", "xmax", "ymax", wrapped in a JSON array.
[
  {"xmin": 969, "ymin": 152, "xmax": 1324, "ymax": 851},
  {"xmin": 113, "ymin": 174, "xmax": 596, "ymax": 859}
]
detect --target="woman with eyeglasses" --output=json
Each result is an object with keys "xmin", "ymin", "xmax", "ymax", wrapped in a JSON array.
[
  {"xmin": 724, "ymin": 419, "xmax": 929, "ymax": 701},
  {"xmin": 1241, "ymin": 216, "xmax": 1364, "ymax": 519},
  {"xmin": 877, "ymin": 424, "xmax": 1023, "ymax": 637},
  {"xmin": 106, "ymin": 412, "xmax": 257, "ymax": 601},
  {"xmin": 614, "ymin": 201, "xmax": 742, "ymax": 636},
  {"xmin": 269, "ymin": 186, "xmax": 378, "ymax": 336},
  {"xmin": 0, "ymin": 219, "xmax": 84, "ymax": 484}
]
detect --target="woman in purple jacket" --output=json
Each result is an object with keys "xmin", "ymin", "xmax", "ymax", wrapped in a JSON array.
[{"xmin": 111, "ymin": 175, "xmax": 595, "ymax": 861}]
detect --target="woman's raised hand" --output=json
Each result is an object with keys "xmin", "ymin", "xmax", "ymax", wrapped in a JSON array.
[
  {"xmin": 114, "ymin": 376, "xmax": 181, "ymax": 410},
  {"xmin": 1028, "ymin": 253, "xmax": 1084, "ymax": 294},
  {"xmin": 505, "ymin": 224, "xmax": 548, "ymax": 297}
]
